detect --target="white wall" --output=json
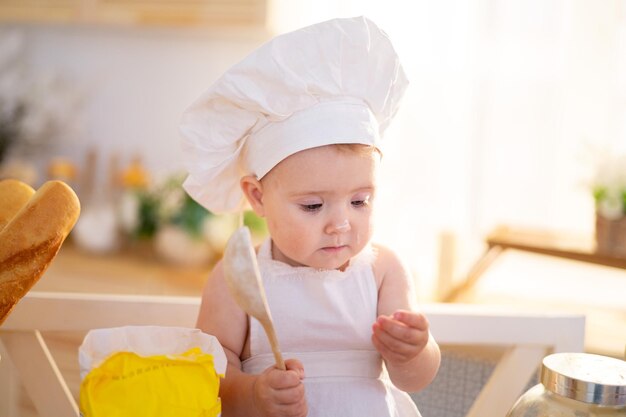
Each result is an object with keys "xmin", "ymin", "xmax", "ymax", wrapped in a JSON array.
[{"xmin": 3, "ymin": 22, "xmax": 270, "ymax": 186}]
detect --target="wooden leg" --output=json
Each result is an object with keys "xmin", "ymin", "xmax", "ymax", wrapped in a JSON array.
[
  {"xmin": 465, "ymin": 345, "xmax": 546, "ymax": 417},
  {"xmin": 0, "ymin": 339, "xmax": 20, "ymax": 417},
  {"xmin": 441, "ymin": 245, "xmax": 504, "ymax": 302},
  {"xmin": 0, "ymin": 330, "xmax": 79, "ymax": 417}
]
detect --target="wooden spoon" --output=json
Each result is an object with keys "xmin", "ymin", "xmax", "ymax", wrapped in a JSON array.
[{"xmin": 223, "ymin": 226, "xmax": 285, "ymax": 370}]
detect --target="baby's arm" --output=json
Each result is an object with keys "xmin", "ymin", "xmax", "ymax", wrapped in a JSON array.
[
  {"xmin": 371, "ymin": 245, "xmax": 441, "ymax": 393},
  {"xmin": 196, "ymin": 260, "xmax": 307, "ymax": 417}
]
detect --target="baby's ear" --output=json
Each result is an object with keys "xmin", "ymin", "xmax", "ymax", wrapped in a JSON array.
[{"xmin": 240, "ymin": 176, "xmax": 265, "ymax": 216}]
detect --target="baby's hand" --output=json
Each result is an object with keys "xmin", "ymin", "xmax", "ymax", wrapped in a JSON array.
[
  {"xmin": 253, "ymin": 358, "xmax": 307, "ymax": 417},
  {"xmin": 371, "ymin": 310, "xmax": 430, "ymax": 365}
]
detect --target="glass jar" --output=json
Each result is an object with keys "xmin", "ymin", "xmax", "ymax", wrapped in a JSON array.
[{"xmin": 506, "ymin": 352, "xmax": 626, "ymax": 417}]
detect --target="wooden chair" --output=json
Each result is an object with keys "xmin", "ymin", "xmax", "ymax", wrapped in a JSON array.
[
  {"xmin": 0, "ymin": 291, "xmax": 584, "ymax": 417},
  {"xmin": 422, "ymin": 303, "xmax": 584, "ymax": 417}
]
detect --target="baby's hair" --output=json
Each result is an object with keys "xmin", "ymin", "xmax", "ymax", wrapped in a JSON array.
[{"xmin": 331, "ymin": 143, "xmax": 380, "ymax": 157}]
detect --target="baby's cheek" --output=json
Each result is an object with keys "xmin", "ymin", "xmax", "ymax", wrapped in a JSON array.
[
  {"xmin": 356, "ymin": 220, "xmax": 375, "ymax": 247},
  {"xmin": 270, "ymin": 222, "xmax": 313, "ymax": 263}
]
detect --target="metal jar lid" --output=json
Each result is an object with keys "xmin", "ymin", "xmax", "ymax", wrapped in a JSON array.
[{"xmin": 541, "ymin": 352, "xmax": 626, "ymax": 406}]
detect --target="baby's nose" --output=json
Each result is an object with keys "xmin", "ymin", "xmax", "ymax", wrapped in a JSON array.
[{"xmin": 325, "ymin": 219, "xmax": 351, "ymax": 234}]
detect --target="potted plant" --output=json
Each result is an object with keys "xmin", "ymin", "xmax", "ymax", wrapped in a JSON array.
[
  {"xmin": 118, "ymin": 172, "xmax": 267, "ymax": 267},
  {"xmin": 591, "ymin": 152, "xmax": 626, "ymax": 257}
]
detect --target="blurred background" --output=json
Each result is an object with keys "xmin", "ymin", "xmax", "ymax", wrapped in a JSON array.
[{"xmin": 0, "ymin": 0, "xmax": 625, "ymax": 356}]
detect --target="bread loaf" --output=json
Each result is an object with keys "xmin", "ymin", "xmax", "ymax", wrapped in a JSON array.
[
  {"xmin": 0, "ymin": 179, "xmax": 35, "ymax": 231},
  {"xmin": 0, "ymin": 180, "xmax": 80, "ymax": 325}
]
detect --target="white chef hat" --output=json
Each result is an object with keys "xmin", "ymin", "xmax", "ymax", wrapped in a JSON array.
[{"xmin": 180, "ymin": 16, "xmax": 408, "ymax": 213}]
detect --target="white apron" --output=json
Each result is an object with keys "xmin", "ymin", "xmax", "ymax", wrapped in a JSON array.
[{"xmin": 242, "ymin": 239, "xmax": 421, "ymax": 417}]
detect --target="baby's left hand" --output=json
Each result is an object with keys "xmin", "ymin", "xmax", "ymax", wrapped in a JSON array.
[{"xmin": 371, "ymin": 310, "xmax": 430, "ymax": 365}]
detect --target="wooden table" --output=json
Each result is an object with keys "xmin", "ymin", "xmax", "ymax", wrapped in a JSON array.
[
  {"xmin": 485, "ymin": 226, "xmax": 626, "ymax": 269},
  {"xmin": 443, "ymin": 226, "xmax": 626, "ymax": 302}
]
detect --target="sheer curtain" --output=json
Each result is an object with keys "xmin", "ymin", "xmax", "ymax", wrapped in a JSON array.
[{"xmin": 268, "ymin": 0, "xmax": 626, "ymax": 299}]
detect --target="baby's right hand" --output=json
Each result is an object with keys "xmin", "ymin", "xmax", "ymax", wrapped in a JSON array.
[{"xmin": 253, "ymin": 358, "xmax": 307, "ymax": 417}]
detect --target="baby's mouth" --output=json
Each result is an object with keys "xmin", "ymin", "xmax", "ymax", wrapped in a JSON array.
[{"xmin": 321, "ymin": 244, "xmax": 347, "ymax": 252}]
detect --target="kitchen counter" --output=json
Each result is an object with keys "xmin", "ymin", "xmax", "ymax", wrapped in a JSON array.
[{"xmin": 32, "ymin": 240, "xmax": 212, "ymax": 297}]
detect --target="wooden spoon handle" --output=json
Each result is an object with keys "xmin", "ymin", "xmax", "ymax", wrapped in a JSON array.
[{"xmin": 261, "ymin": 320, "xmax": 286, "ymax": 370}]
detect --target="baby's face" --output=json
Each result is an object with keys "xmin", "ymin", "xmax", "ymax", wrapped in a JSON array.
[{"xmin": 259, "ymin": 144, "xmax": 379, "ymax": 270}]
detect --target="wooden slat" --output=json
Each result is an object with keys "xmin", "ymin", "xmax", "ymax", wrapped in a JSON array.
[
  {"xmin": 424, "ymin": 302, "xmax": 586, "ymax": 353},
  {"xmin": 4, "ymin": 293, "xmax": 585, "ymax": 353},
  {"xmin": 0, "ymin": 340, "xmax": 20, "ymax": 417},
  {"xmin": 2, "ymin": 292, "xmax": 200, "ymax": 331},
  {"xmin": 0, "ymin": 330, "xmax": 78, "ymax": 417},
  {"xmin": 466, "ymin": 345, "xmax": 547, "ymax": 417}
]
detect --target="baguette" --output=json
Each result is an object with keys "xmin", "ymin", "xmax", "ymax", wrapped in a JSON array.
[
  {"xmin": 0, "ymin": 179, "xmax": 35, "ymax": 231},
  {"xmin": 0, "ymin": 180, "xmax": 80, "ymax": 325}
]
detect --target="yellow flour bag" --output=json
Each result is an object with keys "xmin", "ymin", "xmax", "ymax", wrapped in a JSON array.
[{"xmin": 79, "ymin": 326, "xmax": 227, "ymax": 417}]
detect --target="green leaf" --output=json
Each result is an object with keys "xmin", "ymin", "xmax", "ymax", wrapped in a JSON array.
[
  {"xmin": 171, "ymin": 194, "xmax": 211, "ymax": 239},
  {"xmin": 593, "ymin": 187, "xmax": 607, "ymax": 205},
  {"xmin": 244, "ymin": 210, "xmax": 268, "ymax": 237},
  {"xmin": 135, "ymin": 190, "xmax": 161, "ymax": 239}
]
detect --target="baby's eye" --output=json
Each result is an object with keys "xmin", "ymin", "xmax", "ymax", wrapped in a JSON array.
[
  {"xmin": 300, "ymin": 203, "xmax": 323, "ymax": 212},
  {"xmin": 351, "ymin": 194, "xmax": 371, "ymax": 207}
]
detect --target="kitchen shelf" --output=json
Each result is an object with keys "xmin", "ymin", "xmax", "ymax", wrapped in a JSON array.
[{"xmin": 0, "ymin": 0, "xmax": 267, "ymax": 27}]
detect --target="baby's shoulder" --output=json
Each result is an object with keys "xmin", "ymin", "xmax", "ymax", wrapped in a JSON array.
[
  {"xmin": 369, "ymin": 243, "xmax": 409, "ymax": 287},
  {"xmin": 370, "ymin": 242, "xmax": 405, "ymax": 267}
]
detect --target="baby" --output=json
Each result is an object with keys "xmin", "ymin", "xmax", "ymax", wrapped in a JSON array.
[{"xmin": 181, "ymin": 16, "xmax": 441, "ymax": 417}]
